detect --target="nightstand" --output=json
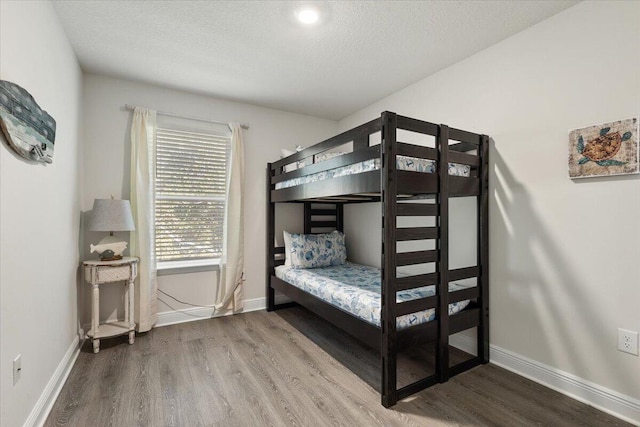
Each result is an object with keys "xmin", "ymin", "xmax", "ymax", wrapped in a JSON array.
[{"xmin": 83, "ymin": 257, "xmax": 139, "ymax": 353}]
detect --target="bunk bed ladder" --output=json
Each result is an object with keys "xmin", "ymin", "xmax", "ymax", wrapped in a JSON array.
[
  {"xmin": 381, "ymin": 112, "xmax": 452, "ymax": 406},
  {"xmin": 381, "ymin": 113, "xmax": 486, "ymax": 406}
]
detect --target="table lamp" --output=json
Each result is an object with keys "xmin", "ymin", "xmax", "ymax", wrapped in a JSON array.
[{"xmin": 87, "ymin": 198, "xmax": 135, "ymax": 261}]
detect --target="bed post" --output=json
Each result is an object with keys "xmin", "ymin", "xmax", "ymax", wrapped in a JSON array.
[
  {"xmin": 266, "ymin": 163, "xmax": 276, "ymax": 312},
  {"xmin": 437, "ymin": 124, "xmax": 450, "ymax": 383},
  {"xmin": 381, "ymin": 111, "xmax": 398, "ymax": 407},
  {"xmin": 477, "ymin": 135, "xmax": 490, "ymax": 363}
]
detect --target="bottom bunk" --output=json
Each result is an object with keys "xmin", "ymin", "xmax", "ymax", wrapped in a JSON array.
[
  {"xmin": 269, "ymin": 261, "xmax": 484, "ymax": 406},
  {"xmin": 276, "ymin": 262, "xmax": 472, "ymax": 330}
]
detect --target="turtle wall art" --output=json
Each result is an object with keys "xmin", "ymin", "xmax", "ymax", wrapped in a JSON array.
[{"xmin": 568, "ymin": 117, "xmax": 639, "ymax": 179}]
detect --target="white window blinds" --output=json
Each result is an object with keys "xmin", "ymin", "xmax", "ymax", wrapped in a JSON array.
[{"xmin": 155, "ymin": 127, "xmax": 230, "ymax": 263}]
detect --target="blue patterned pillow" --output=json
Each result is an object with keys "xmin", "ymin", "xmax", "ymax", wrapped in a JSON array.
[{"xmin": 283, "ymin": 230, "xmax": 347, "ymax": 269}]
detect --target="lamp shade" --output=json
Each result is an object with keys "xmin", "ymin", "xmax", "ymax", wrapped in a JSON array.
[{"xmin": 87, "ymin": 199, "xmax": 135, "ymax": 232}]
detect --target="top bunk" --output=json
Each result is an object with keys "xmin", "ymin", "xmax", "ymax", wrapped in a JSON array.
[{"xmin": 268, "ymin": 111, "xmax": 488, "ymax": 203}]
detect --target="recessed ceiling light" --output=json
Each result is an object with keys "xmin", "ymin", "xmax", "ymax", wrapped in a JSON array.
[{"xmin": 296, "ymin": 7, "xmax": 319, "ymax": 25}]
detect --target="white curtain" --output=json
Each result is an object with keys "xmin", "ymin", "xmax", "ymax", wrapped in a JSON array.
[
  {"xmin": 216, "ymin": 124, "xmax": 245, "ymax": 311},
  {"xmin": 130, "ymin": 107, "xmax": 158, "ymax": 332}
]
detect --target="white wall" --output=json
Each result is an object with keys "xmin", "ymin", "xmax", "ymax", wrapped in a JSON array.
[
  {"xmin": 81, "ymin": 74, "xmax": 337, "ymax": 323},
  {"xmin": 340, "ymin": 1, "xmax": 640, "ymax": 401},
  {"xmin": 0, "ymin": 1, "xmax": 83, "ymax": 426}
]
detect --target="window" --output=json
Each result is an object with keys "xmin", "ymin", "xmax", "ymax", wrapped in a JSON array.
[{"xmin": 155, "ymin": 122, "xmax": 230, "ymax": 270}]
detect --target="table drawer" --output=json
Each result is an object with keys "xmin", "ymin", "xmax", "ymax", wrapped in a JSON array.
[{"xmin": 97, "ymin": 265, "xmax": 131, "ymax": 282}]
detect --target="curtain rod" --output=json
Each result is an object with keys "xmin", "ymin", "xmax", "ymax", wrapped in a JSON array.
[{"xmin": 124, "ymin": 104, "xmax": 249, "ymax": 130}]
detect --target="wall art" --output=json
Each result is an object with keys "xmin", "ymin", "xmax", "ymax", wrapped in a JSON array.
[
  {"xmin": 0, "ymin": 80, "xmax": 56, "ymax": 163},
  {"xmin": 569, "ymin": 117, "xmax": 638, "ymax": 178}
]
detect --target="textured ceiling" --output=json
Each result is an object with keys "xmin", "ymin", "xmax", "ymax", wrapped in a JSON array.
[{"xmin": 53, "ymin": 1, "xmax": 577, "ymax": 120}]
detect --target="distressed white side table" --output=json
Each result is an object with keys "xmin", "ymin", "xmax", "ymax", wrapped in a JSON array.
[{"xmin": 83, "ymin": 257, "xmax": 139, "ymax": 353}]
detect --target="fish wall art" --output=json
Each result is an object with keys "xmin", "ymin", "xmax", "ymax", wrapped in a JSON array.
[{"xmin": 0, "ymin": 80, "xmax": 56, "ymax": 164}]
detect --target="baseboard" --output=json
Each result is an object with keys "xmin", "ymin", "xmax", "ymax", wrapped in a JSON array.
[
  {"xmin": 24, "ymin": 335, "xmax": 81, "ymax": 427},
  {"xmin": 449, "ymin": 334, "xmax": 639, "ymax": 425},
  {"xmin": 155, "ymin": 296, "xmax": 289, "ymax": 327}
]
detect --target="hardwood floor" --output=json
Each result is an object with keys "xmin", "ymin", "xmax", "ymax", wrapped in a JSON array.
[{"xmin": 46, "ymin": 307, "xmax": 629, "ymax": 427}]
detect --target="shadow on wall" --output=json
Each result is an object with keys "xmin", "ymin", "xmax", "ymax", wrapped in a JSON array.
[{"xmin": 491, "ymin": 140, "xmax": 634, "ymax": 394}]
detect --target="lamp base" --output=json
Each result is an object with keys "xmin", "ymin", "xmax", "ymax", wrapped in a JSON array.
[
  {"xmin": 100, "ymin": 254, "xmax": 123, "ymax": 262},
  {"xmin": 89, "ymin": 235, "xmax": 129, "ymax": 261}
]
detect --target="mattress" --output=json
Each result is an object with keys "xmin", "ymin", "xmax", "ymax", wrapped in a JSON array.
[
  {"xmin": 275, "ymin": 154, "xmax": 471, "ymax": 190},
  {"xmin": 275, "ymin": 262, "xmax": 472, "ymax": 330}
]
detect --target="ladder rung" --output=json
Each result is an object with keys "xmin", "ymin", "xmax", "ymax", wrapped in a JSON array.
[
  {"xmin": 396, "ymin": 295, "xmax": 438, "ymax": 316},
  {"xmin": 397, "ymin": 227, "xmax": 437, "ymax": 241},
  {"xmin": 449, "ymin": 266, "xmax": 479, "ymax": 281},
  {"xmin": 397, "ymin": 204, "xmax": 437, "ymax": 216},
  {"xmin": 310, "ymin": 209, "xmax": 337, "ymax": 216},
  {"xmin": 395, "ymin": 273, "xmax": 438, "ymax": 291},
  {"xmin": 310, "ymin": 221, "xmax": 336, "ymax": 228},
  {"xmin": 397, "ymin": 250, "xmax": 438, "ymax": 266}
]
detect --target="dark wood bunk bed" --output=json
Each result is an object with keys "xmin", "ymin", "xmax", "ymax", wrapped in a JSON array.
[{"xmin": 266, "ymin": 111, "xmax": 489, "ymax": 407}]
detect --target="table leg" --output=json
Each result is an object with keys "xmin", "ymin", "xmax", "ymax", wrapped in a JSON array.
[
  {"xmin": 124, "ymin": 281, "xmax": 129, "ymax": 329},
  {"xmin": 128, "ymin": 279, "xmax": 135, "ymax": 344},
  {"xmin": 92, "ymin": 282, "xmax": 100, "ymax": 353}
]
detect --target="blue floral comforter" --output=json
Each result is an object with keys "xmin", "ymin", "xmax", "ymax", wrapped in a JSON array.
[
  {"xmin": 275, "ymin": 262, "xmax": 471, "ymax": 330},
  {"xmin": 275, "ymin": 155, "xmax": 470, "ymax": 190}
]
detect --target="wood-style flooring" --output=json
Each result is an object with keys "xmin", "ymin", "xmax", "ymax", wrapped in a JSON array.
[{"xmin": 45, "ymin": 307, "xmax": 629, "ymax": 427}]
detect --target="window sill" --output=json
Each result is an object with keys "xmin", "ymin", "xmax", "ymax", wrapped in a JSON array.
[{"xmin": 157, "ymin": 259, "xmax": 220, "ymax": 276}]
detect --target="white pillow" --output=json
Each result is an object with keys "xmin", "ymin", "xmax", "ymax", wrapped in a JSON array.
[
  {"xmin": 283, "ymin": 230, "xmax": 292, "ymax": 266},
  {"xmin": 281, "ymin": 146, "xmax": 306, "ymax": 173},
  {"xmin": 281, "ymin": 149, "xmax": 297, "ymax": 173}
]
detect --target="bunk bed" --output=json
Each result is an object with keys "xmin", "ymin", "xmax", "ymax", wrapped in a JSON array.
[{"xmin": 266, "ymin": 111, "xmax": 489, "ymax": 407}]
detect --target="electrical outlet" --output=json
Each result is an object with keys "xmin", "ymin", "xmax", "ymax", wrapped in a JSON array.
[
  {"xmin": 617, "ymin": 329, "xmax": 639, "ymax": 356},
  {"xmin": 13, "ymin": 355, "xmax": 21, "ymax": 385}
]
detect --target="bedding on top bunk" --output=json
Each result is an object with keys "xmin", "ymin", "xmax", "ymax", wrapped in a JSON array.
[
  {"xmin": 275, "ymin": 152, "xmax": 471, "ymax": 190},
  {"xmin": 275, "ymin": 262, "xmax": 472, "ymax": 330}
]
